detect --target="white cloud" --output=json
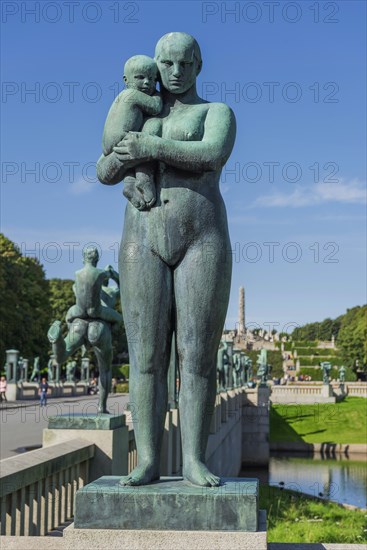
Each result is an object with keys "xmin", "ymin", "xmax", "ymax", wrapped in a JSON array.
[
  {"xmin": 68, "ymin": 177, "xmax": 99, "ymax": 195},
  {"xmin": 252, "ymin": 179, "xmax": 366, "ymax": 208}
]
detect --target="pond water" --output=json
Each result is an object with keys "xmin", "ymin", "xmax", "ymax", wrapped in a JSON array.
[{"xmin": 266, "ymin": 453, "xmax": 367, "ymax": 508}]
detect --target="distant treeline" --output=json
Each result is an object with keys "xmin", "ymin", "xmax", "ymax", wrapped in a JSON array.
[{"xmin": 291, "ymin": 305, "xmax": 367, "ymax": 370}]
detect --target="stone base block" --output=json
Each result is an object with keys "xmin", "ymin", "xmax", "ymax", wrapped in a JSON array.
[
  {"xmin": 43, "ymin": 414, "xmax": 128, "ymax": 480},
  {"xmin": 5, "ymin": 383, "xmax": 18, "ymax": 401},
  {"xmin": 74, "ymin": 476, "xmax": 259, "ymax": 532},
  {"xmin": 65, "ymin": 510, "xmax": 267, "ymax": 549}
]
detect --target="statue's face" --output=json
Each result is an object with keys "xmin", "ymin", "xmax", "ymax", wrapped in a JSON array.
[
  {"xmin": 156, "ymin": 41, "xmax": 200, "ymax": 94},
  {"xmin": 124, "ymin": 63, "xmax": 157, "ymax": 95}
]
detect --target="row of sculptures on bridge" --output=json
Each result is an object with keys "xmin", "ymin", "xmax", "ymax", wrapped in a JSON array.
[
  {"xmin": 3, "ymin": 352, "xmax": 93, "ymax": 384},
  {"xmin": 4, "ymin": 246, "xmax": 273, "ymax": 415},
  {"xmin": 217, "ymin": 343, "xmax": 271, "ymax": 390}
]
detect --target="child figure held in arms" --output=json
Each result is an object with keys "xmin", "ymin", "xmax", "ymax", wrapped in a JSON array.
[{"xmin": 102, "ymin": 55, "xmax": 162, "ymax": 211}]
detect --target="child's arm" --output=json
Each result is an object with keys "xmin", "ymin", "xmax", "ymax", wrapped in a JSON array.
[
  {"xmin": 102, "ymin": 91, "xmax": 130, "ymax": 156},
  {"xmin": 128, "ymin": 90, "xmax": 162, "ymax": 116}
]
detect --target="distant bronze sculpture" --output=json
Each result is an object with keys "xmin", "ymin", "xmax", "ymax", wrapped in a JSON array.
[
  {"xmin": 257, "ymin": 349, "xmax": 269, "ymax": 386},
  {"xmin": 66, "ymin": 360, "xmax": 77, "ymax": 382},
  {"xmin": 217, "ymin": 341, "xmax": 230, "ymax": 391},
  {"xmin": 321, "ymin": 361, "xmax": 332, "ymax": 384},
  {"xmin": 339, "ymin": 365, "xmax": 346, "ymax": 384},
  {"xmin": 97, "ymin": 32, "xmax": 236, "ymax": 486},
  {"xmin": 30, "ymin": 356, "xmax": 40, "ymax": 382},
  {"xmin": 232, "ymin": 351, "xmax": 242, "ymax": 387},
  {"xmin": 48, "ymin": 246, "xmax": 123, "ymax": 413}
]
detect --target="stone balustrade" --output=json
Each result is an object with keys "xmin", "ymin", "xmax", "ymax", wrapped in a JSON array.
[
  {"xmin": 0, "ymin": 439, "xmax": 94, "ymax": 537},
  {"xmin": 270, "ymin": 382, "xmax": 367, "ymax": 403}
]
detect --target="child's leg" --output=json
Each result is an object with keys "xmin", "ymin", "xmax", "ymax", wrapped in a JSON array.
[
  {"xmin": 123, "ymin": 170, "xmax": 146, "ymax": 211},
  {"xmin": 135, "ymin": 163, "xmax": 156, "ymax": 208}
]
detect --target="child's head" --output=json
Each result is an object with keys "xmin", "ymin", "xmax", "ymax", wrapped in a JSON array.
[
  {"xmin": 41, "ymin": 377, "xmax": 47, "ymax": 383},
  {"xmin": 1, "ymin": 375, "xmax": 5, "ymax": 381},
  {"xmin": 123, "ymin": 55, "xmax": 158, "ymax": 95}
]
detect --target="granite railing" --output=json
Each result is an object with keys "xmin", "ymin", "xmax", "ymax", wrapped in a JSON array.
[
  {"xmin": 344, "ymin": 383, "xmax": 367, "ymax": 397},
  {"xmin": 0, "ymin": 439, "xmax": 94, "ymax": 536}
]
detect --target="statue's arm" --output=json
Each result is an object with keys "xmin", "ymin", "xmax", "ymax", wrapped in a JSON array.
[
  {"xmin": 96, "ymin": 152, "xmax": 140, "ymax": 185},
  {"xmin": 104, "ymin": 264, "xmax": 120, "ymax": 286},
  {"xmin": 102, "ymin": 91, "xmax": 161, "ymax": 156},
  {"xmin": 114, "ymin": 103, "xmax": 236, "ymax": 173},
  {"xmin": 132, "ymin": 91, "xmax": 162, "ymax": 116}
]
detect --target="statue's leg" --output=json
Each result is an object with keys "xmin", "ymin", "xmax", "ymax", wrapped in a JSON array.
[
  {"xmin": 48, "ymin": 319, "xmax": 87, "ymax": 364},
  {"xmin": 118, "ymin": 242, "xmax": 172, "ymax": 486},
  {"xmin": 88, "ymin": 321, "xmax": 112, "ymax": 414},
  {"xmin": 174, "ymin": 238, "xmax": 231, "ymax": 487}
]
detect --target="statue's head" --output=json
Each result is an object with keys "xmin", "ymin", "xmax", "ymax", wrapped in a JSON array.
[
  {"xmin": 83, "ymin": 246, "xmax": 99, "ymax": 266},
  {"xmin": 155, "ymin": 32, "xmax": 202, "ymax": 95},
  {"xmin": 123, "ymin": 55, "xmax": 158, "ymax": 96}
]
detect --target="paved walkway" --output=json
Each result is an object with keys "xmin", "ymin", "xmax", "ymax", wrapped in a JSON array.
[{"xmin": 0, "ymin": 394, "xmax": 129, "ymax": 459}]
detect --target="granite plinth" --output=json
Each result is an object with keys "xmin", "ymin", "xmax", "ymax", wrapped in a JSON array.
[
  {"xmin": 48, "ymin": 413, "xmax": 125, "ymax": 430},
  {"xmin": 74, "ymin": 476, "xmax": 259, "ymax": 531},
  {"xmin": 64, "ymin": 510, "xmax": 266, "ymax": 549}
]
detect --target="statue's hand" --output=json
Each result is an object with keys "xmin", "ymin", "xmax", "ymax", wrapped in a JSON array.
[{"xmin": 113, "ymin": 132, "xmax": 156, "ymax": 162}]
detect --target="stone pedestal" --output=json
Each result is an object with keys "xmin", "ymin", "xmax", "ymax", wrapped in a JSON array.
[
  {"xmin": 5, "ymin": 382, "xmax": 18, "ymax": 401},
  {"xmin": 5, "ymin": 349, "xmax": 19, "ymax": 382},
  {"xmin": 73, "ymin": 476, "xmax": 261, "ymax": 531},
  {"xmin": 43, "ymin": 414, "xmax": 128, "ymax": 481},
  {"xmin": 321, "ymin": 383, "xmax": 334, "ymax": 398},
  {"xmin": 242, "ymin": 387, "xmax": 270, "ymax": 466},
  {"xmin": 64, "ymin": 510, "xmax": 267, "ymax": 550}
]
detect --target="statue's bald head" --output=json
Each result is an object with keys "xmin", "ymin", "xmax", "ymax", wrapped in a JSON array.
[
  {"xmin": 155, "ymin": 32, "xmax": 202, "ymax": 72},
  {"xmin": 83, "ymin": 246, "xmax": 99, "ymax": 266}
]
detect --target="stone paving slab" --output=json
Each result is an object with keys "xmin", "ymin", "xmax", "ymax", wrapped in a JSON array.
[{"xmin": 1, "ymin": 536, "xmax": 365, "ymax": 549}]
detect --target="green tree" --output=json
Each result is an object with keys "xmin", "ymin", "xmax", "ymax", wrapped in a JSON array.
[
  {"xmin": 0, "ymin": 234, "xmax": 52, "ymax": 363},
  {"xmin": 48, "ymin": 278, "xmax": 75, "ymax": 321},
  {"xmin": 337, "ymin": 306, "xmax": 367, "ymax": 371}
]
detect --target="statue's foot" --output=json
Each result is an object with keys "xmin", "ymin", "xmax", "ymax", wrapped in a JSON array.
[
  {"xmin": 123, "ymin": 181, "xmax": 147, "ymax": 211},
  {"xmin": 136, "ymin": 182, "xmax": 156, "ymax": 209},
  {"xmin": 119, "ymin": 462, "xmax": 159, "ymax": 486},
  {"xmin": 47, "ymin": 320, "xmax": 63, "ymax": 343},
  {"xmin": 183, "ymin": 460, "xmax": 221, "ymax": 487},
  {"xmin": 97, "ymin": 406, "xmax": 109, "ymax": 414}
]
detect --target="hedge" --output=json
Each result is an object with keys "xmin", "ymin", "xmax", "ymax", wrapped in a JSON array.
[{"xmin": 299, "ymin": 367, "xmax": 356, "ymax": 381}]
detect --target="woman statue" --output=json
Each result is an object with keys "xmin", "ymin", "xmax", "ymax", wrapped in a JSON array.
[{"xmin": 97, "ymin": 32, "xmax": 236, "ymax": 487}]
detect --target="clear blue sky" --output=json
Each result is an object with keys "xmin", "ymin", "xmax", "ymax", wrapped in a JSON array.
[{"xmin": 1, "ymin": 0, "xmax": 366, "ymax": 331}]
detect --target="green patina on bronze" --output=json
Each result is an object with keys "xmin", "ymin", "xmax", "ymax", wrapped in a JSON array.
[
  {"xmin": 48, "ymin": 413, "xmax": 125, "ymax": 430},
  {"xmin": 97, "ymin": 32, "xmax": 236, "ymax": 487}
]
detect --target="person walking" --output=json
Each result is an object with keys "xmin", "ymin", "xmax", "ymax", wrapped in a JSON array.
[
  {"xmin": 38, "ymin": 377, "xmax": 49, "ymax": 407},
  {"xmin": 0, "ymin": 375, "xmax": 7, "ymax": 402}
]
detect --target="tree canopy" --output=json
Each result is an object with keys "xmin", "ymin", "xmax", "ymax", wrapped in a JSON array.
[
  {"xmin": 0, "ymin": 234, "xmax": 52, "ymax": 363},
  {"xmin": 291, "ymin": 305, "xmax": 367, "ymax": 371}
]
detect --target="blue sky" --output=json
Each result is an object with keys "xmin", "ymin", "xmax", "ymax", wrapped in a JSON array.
[{"xmin": 1, "ymin": 0, "xmax": 366, "ymax": 331}]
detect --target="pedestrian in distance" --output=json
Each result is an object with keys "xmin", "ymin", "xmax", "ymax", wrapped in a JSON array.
[
  {"xmin": 0, "ymin": 375, "xmax": 7, "ymax": 402},
  {"xmin": 38, "ymin": 377, "xmax": 49, "ymax": 407}
]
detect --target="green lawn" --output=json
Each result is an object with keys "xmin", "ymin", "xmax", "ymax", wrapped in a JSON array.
[
  {"xmin": 270, "ymin": 397, "xmax": 367, "ymax": 444},
  {"xmin": 260, "ymin": 485, "xmax": 367, "ymax": 543}
]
